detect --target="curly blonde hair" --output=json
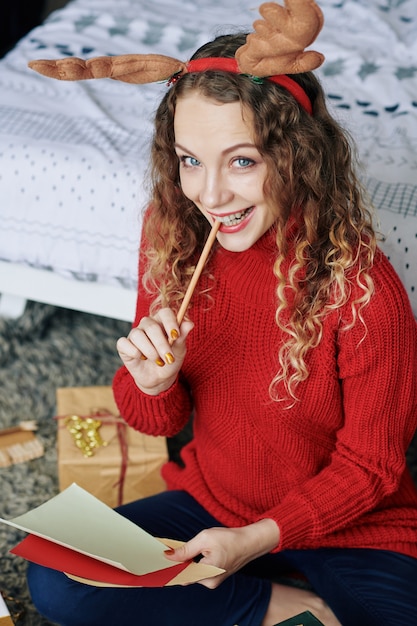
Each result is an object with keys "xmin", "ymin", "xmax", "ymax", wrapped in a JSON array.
[{"xmin": 143, "ymin": 33, "xmax": 376, "ymax": 401}]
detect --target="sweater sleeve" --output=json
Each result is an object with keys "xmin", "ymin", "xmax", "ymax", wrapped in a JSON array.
[
  {"xmin": 259, "ymin": 252, "xmax": 417, "ymax": 550},
  {"xmin": 112, "ymin": 209, "xmax": 193, "ymax": 437}
]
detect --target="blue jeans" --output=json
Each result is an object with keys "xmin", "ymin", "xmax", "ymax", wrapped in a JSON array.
[{"xmin": 27, "ymin": 490, "xmax": 417, "ymax": 626}]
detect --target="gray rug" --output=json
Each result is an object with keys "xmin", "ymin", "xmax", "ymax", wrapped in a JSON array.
[
  {"xmin": 0, "ymin": 301, "xmax": 416, "ymax": 626},
  {"xmin": 0, "ymin": 301, "xmax": 131, "ymax": 625}
]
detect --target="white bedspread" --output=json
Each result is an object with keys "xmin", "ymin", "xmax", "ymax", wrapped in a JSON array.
[
  {"xmin": 316, "ymin": 0, "xmax": 417, "ymax": 313},
  {"xmin": 0, "ymin": 0, "xmax": 416, "ymax": 313}
]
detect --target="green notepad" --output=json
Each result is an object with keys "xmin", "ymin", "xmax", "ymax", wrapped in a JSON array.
[{"xmin": 274, "ymin": 611, "xmax": 325, "ymax": 625}]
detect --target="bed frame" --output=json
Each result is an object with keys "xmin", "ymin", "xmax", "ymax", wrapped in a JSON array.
[{"xmin": 0, "ymin": 261, "xmax": 136, "ymax": 320}]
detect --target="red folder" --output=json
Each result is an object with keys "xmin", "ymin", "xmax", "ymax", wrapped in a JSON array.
[{"xmin": 12, "ymin": 534, "xmax": 189, "ymax": 587}]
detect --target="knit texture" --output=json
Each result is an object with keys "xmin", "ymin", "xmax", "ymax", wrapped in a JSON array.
[{"xmin": 113, "ymin": 228, "xmax": 417, "ymax": 557}]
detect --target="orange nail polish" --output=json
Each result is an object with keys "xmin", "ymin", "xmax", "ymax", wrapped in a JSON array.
[
  {"xmin": 170, "ymin": 329, "xmax": 179, "ymax": 340},
  {"xmin": 155, "ymin": 357, "xmax": 165, "ymax": 367},
  {"xmin": 140, "ymin": 354, "xmax": 147, "ymax": 360},
  {"xmin": 165, "ymin": 352, "xmax": 175, "ymax": 365}
]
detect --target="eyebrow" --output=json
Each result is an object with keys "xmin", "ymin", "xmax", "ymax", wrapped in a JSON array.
[{"xmin": 174, "ymin": 142, "xmax": 258, "ymax": 156}]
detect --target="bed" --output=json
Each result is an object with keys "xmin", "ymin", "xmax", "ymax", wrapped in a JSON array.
[{"xmin": 0, "ymin": 0, "xmax": 416, "ymax": 322}]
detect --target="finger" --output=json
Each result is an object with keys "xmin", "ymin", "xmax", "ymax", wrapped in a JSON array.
[
  {"xmin": 116, "ymin": 336, "xmax": 145, "ymax": 362},
  {"xmin": 155, "ymin": 308, "xmax": 181, "ymax": 346},
  {"xmin": 176, "ymin": 320, "xmax": 194, "ymax": 346},
  {"xmin": 196, "ymin": 572, "xmax": 227, "ymax": 589},
  {"xmin": 164, "ymin": 545, "xmax": 191, "ymax": 563},
  {"xmin": 164, "ymin": 528, "xmax": 215, "ymax": 565},
  {"xmin": 138, "ymin": 314, "xmax": 186, "ymax": 365},
  {"xmin": 116, "ymin": 328, "xmax": 160, "ymax": 367},
  {"xmin": 129, "ymin": 323, "xmax": 172, "ymax": 366},
  {"xmin": 155, "ymin": 309, "xmax": 196, "ymax": 350},
  {"xmin": 140, "ymin": 331, "xmax": 175, "ymax": 366},
  {"xmin": 164, "ymin": 538, "xmax": 202, "ymax": 564}
]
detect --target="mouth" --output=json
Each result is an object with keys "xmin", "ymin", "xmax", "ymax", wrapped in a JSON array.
[{"xmin": 214, "ymin": 207, "xmax": 254, "ymax": 227}]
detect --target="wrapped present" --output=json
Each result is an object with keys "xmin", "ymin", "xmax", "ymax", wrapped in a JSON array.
[
  {"xmin": 56, "ymin": 386, "xmax": 168, "ymax": 507},
  {"xmin": 0, "ymin": 593, "xmax": 15, "ymax": 626},
  {"xmin": 0, "ymin": 421, "xmax": 44, "ymax": 467}
]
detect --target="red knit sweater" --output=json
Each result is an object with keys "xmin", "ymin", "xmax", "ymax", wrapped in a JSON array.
[{"xmin": 113, "ymin": 228, "xmax": 417, "ymax": 557}]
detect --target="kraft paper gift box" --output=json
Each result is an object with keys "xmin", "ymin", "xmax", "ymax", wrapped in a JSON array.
[
  {"xmin": 56, "ymin": 386, "xmax": 168, "ymax": 507},
  {"xmin": 0, "ymin": 593, "xmax": 14, "ymax": 626}
]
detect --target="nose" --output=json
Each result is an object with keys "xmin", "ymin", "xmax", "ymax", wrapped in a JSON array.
[{"xmin": 199, "ymin": 169, "xmax": 233, "ymax": 210}]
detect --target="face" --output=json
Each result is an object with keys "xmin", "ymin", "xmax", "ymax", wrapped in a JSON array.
[{"xmin": 174, "ymin": 92, "xmax": 278, "ymax": 252}]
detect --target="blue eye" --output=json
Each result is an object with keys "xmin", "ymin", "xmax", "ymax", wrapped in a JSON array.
[
  {"xmin": 181, "ymin": 156, "xmax": 200, "ymax": 167},
  {"xmin": 235, "ymin": 157, "xmax": 254, "ymax": 168}
]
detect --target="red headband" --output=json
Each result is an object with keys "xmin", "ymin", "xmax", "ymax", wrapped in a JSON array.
[{"xmin": 186, "ymin": 58, "xmax": 312, "ymax": 115}]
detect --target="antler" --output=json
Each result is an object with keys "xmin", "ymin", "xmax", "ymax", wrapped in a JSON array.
[
  {"xmin": 28, "ymin": 54, "xmax": 186, "ymax": 84},
  {"xmin": 29, "ymin": 0, "xmax": 324, "ymax": 85},
  {"xmin": 236, "ymin": 0, "xmax": 324, "ymax": 76}
]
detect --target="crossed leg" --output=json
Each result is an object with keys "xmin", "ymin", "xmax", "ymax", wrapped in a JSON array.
[{"xmin": 262, "ymin": 582, "xmax": 342, "ymax": 626}]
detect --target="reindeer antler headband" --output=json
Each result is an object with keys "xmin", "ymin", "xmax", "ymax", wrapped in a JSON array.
[{"xmin": 28, "ymin": 0, "xmax": 324, "ymax": 115}]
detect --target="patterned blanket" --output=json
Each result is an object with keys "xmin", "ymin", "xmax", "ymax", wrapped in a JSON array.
[{"xmin": 0, "ymin": 0, "xmax": 415, "ymax": 312}]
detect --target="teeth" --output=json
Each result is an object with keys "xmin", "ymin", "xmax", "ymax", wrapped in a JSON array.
[{"xmin": 217, "ymin": 207, "xmax": 252, "ymax": 226}]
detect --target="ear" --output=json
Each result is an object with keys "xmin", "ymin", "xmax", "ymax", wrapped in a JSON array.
[{"xmin": 28, "ymin": 54, "xmax": 186, "ymax": 84}]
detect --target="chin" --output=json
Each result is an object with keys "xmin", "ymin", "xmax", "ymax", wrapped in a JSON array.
[{"xmin": 217, "ymin": 235, "xmax": 258, "ymax": 253}]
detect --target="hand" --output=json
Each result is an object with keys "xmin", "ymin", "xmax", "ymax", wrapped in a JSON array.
[
  {"xmin": 165, "ymin": 519, "xmax": 280, "ymax": 589},
  {"xmin": 116, "ymin": 307, "xmax": 194, "ymax": 395}
]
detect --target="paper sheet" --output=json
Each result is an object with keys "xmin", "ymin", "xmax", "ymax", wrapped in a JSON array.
[
  {"xmin": 11, "ymin": 534, "xmax": 188, "ymax": 587},
  {"xmin": 0, "ymin": 483, "xmax": 175, "ymax": 575},
  {"xmin": 1, "ymin": 483, "xmax": 224, "ymax": 586}
]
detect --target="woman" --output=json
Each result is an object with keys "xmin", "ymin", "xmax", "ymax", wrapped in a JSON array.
[{"xmin": 28, "ymin": 5, "xmax": 417, "ymax": 626}]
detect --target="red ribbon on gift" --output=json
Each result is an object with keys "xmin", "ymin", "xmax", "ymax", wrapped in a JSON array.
[
  {"xmin": 55, "ymin": 411, "xmax": 129, "ymax": 507},
  {"xmin": 113, "ymin": 420, "xmax": 129, "ymax": 507}
]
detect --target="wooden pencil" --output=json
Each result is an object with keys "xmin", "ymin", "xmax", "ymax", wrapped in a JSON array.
[{"xmin": 176, "ymin": 219, "xmax": 221, "ymax": 327}]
